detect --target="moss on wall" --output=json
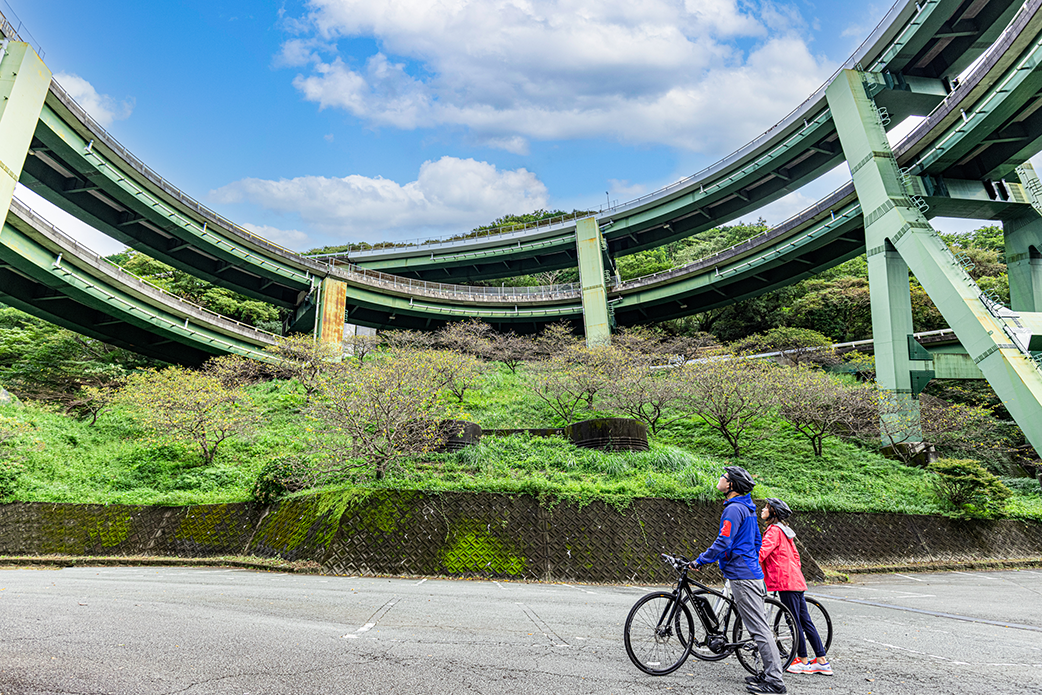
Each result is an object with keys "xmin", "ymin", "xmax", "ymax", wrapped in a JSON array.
[{"xmin": 440, "ymin": 517, "xmax": 526, "ymax": 576}]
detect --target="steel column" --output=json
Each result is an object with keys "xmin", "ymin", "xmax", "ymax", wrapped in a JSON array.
[
  {"xmin": 575, "ymin": 217, "xmax": 610, "ymax": 346},
  {"xmin": 827, "ymin": 68, "xmax": 1042, "ymax": 454},
  {"xmin": 1007, "ymin": 164, "xmax": 1042, "ymax": 312},
  {"xmin": 0, "ymin": 41, "xmax": 50, "ymax": 226}
]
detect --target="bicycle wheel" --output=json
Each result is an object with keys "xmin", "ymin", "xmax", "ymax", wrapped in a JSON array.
[
  {"xmin": 732, "ymin": 597, "xmax": 797, "ymax": 675},
  {"xmin": 624, "ymin": 592, "xmax": 694, "ymax": 675},
  {"xmin": 807, "ymin": 597, "xmax": 833, "ymax": 655},
  {"xmin": 771, "ymin": 596, "xmax": 833, "ymax": 657},
  {"xmin": 681, "ymin": 591, "xmax": 730, "ymax": 662}
]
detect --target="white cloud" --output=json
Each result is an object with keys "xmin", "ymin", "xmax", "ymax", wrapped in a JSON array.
[
  {"xmin": 608, "ymin": 179, "xmax": 646, "ymax": 197},
  {"xmin": 210, "ymin": 156, "xmax": 548, "ymax": 240},
  {"xmin": 281, "ymin": 0, "xmax": 833, "ymax": 154},
  {"xmin": 52, "ymin": 72, "xmax": 134, "ymax": 128},
  {"xmin": 241, "ymin": 223, "xmax": 311, "ymax": 250}
]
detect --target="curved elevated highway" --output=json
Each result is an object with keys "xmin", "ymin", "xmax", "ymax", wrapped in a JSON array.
[{"xmin": 2, "ymin": 1, "xmax": 1042, "ymax": 452}]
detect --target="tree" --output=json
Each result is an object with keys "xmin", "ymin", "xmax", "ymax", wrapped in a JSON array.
[
  {"xmin": 264, "ymin": 334, "xmax": 339, "ymax": 402},
  {"xmin": 678, "ymin": 358, "xmax": 780, "ymax": 456},
  {"xmin": 436, "ymin": 319, "xmax": 494, "ymax": 357},
  {"xmin": 0, "ymin": 307, "xmax": 155, "ymax": 419},
  {"xmin": 381, "ymin": 329, "xmax": 437, "ymax": 350},
  {"xmin": 730, "ymin": 327, "xmax": 838, "ymax": 367},
  {"xmin": 343, "ymin": 332, "xmax": 381, "ymax": 366},
  {"xmin": 115, "ymin": 366, "xmax": 259, "ymax": 465},
  {"xmin": 601, "ymin": 357, "xmax": 689, "ymax": 434},
  {"xmin": 307, "ymin": 350, "xmax": 464, "ymax": 479},
  {"xmin": 432, "ymin": 350, "xmax": 487, "ymax": 402},
  {"xmin": 530, "ymin": 344, "xmax": 621, "ymax": 423},
  {"xmin": 486, "ymin": 332, "xmax": 532, "ymax": 374},
  {"xmin": 773, "ymin": 367, "xmax": 878, "ymax": 456},
  {"xmin": 535, "ymin": 321, "xmax": 580, "ymax": 357}
]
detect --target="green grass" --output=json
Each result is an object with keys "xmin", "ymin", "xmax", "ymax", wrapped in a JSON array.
[{"xmin": 1, "ymin": 363, "xmax": 1040, "ymax": 521}]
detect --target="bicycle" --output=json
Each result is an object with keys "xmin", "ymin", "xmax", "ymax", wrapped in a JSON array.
[{"xmin": 623, "ymin": 554, "xmax": 798, "ymax": 676}]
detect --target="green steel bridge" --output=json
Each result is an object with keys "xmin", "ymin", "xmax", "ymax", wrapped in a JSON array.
[{"xmin": 1, "ymin": 0, "xmax": 1042, "ymax": 451}]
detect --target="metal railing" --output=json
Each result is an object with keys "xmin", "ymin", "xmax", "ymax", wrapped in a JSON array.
[
  {"xmin": 0, "ymin": 2, "xmax": 44, "ymax": 58},
  {"xmin": 336, "ymin": 262, "xmax": 581, "ymax": 302}
]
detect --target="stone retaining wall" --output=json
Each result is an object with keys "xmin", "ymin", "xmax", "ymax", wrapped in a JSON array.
[{"xmin": 2, "ymin": 492, "xmax": 1039, "ymax": 582}]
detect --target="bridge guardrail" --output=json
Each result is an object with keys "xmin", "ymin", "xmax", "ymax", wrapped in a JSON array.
[{"xmin": 337, "ymin": 262, "xmax": 581, "ymax": 302}]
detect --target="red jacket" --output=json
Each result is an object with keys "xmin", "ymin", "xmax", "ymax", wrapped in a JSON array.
[{"xmin": 759, "ymin": 523, "xmax": 807, "ymax": 592}]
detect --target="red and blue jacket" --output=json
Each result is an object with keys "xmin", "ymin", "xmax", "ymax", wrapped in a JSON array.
[{"xmin": 695, "ymin": 494, "xmax": 764, "ymax": 580}]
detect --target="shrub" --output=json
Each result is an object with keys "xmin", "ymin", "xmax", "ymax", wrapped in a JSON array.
[
  {"xmin": 1000, "ymin": 477, "xmax": 1041, "ymax": 496},
  {"xmin": 928, "ymin": 458, "xmax": 1011, "ymax": 518}
]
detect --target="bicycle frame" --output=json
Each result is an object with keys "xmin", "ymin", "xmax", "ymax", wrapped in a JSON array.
[{"xmin": 657, "ymin": 557, "xmax": 751, "ymax": 655}]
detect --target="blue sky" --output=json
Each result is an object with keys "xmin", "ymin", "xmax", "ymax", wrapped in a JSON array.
[{"xmin": 9, "ymin": 0, "xmax": 1030, "ymax": 256}]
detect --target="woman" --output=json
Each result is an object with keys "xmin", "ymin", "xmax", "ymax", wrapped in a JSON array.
[{"xmin": 758, "ymin": 498, "xmax": 833, "ymax": 676}]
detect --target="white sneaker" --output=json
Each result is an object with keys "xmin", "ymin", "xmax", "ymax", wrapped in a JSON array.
[{"xmin": 785, "ymin": 657, "xmax": 810, "ymax": 674}]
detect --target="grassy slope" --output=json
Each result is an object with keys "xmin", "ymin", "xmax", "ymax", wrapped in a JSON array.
[{"xmin": 2, "ymin": 363, "xmax": 1040, "ymax": 520}]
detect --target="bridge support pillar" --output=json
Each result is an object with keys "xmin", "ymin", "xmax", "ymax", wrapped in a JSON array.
[
  {"xmin": 827, "ymin": 69, "xmax": 1042, "ymax": 455},
  {"xmin": 0, "ymin": 41, "xmax": 51, "ymax": 226},
  {"xmin": 1007, "ymin": 164, "xmax": 1042, "ymax": 312},
  {"xmin": 575, "ymin": 217, "xmax": 611, "ymax": 347},
  {"xmin": 315, "ymin": 277, "xmax": 347, "ymax": 356}
]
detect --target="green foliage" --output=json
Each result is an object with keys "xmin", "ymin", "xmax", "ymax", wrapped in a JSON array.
[
  {"xmin": 106, "ymin": 251, "xmax": 281, "ymax": 330},
  {"xmin": 928, "ymin": 458, "xmax": 1012, "ymax": 518},
  {"xmin": 0, "ymin": 307, "xmax": 156, "ymax": 415}
]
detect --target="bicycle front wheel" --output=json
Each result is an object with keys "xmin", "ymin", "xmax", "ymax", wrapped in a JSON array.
[
  {"xmin": 624, "ymin": 591, "xmax": 694, "ymax": 675},
  {"xmin": 732, "ymin": 597, "xmax": 797, "ymax": 675}
]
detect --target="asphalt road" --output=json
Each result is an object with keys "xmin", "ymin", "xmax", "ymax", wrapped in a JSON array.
[{"xmin": 1, "ymin": 565, "xmax": 1040, "ymax": 694}]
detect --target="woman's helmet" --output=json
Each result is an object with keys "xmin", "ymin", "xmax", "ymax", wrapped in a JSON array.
[
  {"xmin": 764, "ymin": 497, "xmax": 792, "ymax": 520},
  {"xmin": 723, "ymin": 466, "xmax": 755, "ymax": 494}
]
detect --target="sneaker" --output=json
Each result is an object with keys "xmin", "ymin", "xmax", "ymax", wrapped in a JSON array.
[
  {"xmin": 785, "ymin": 657, "xmax": 809, "ymax": 674},
  {"xmin": 746, "ymin": 680, "xmax": 787, "ymax": 694},
  {"xmin": 744, "ymin": 673, "xmax": 766, "ymax": 685},
  {"xmin": 807, "ymin": 657, "xmax": 834, "ymax": 676}
]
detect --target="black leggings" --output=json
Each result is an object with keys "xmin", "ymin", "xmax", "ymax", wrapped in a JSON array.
[{"xmin": 778, "ymin": 590, "xmax": 826, "ymax": 659}]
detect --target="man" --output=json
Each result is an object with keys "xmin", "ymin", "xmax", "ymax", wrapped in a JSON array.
[{"xmin": 691, "ymin": 465, "xmax": 786, "ymax": 694}]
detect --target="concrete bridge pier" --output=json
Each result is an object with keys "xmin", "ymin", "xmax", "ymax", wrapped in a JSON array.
[{"xmin": 315, "ymin": 277, "xmax": 347, "ymax": 355}]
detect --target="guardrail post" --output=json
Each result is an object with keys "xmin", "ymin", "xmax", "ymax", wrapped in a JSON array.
[
  {"xmin": 827, "ymin": 68, "xmax": 1042, "ymax": 454},
  {"xmin": 0, "ymin": 40, "xmax": 50, "ymax": 229},
  {"xmin": 315, "ymin": 277, "xmax": 347, "ymax": 357},
  {"xmin": 575, "ymin": 216, "xmax": 611, "ymax": 346},
  {"xmin": 1007, "ymin": 164, "xmax": 1042, "ymax": 312}
]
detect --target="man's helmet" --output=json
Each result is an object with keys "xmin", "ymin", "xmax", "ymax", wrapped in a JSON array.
[
  {"xmin": 723, "ymin": 466, "xmax": 755, "ymax": 494},
  {"xmin": 764, "ymin": 498, "xmax": 792, "ymax": 520}
]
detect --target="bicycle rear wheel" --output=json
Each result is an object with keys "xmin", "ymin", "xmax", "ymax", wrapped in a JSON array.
[
  {"xmin": 624, "ymin": 592, "xmax": 694, "ymax": 675},
  {"xmin": 732, "ymin": 597, "xmax": 797, "ymax": 675},
  {"xmin": 806, "ymin": 597, "xmax": 833, "ymax": 655},
  {"xmin": 771, "ymin": 595, "xmax": 833, "ymax": 657}
]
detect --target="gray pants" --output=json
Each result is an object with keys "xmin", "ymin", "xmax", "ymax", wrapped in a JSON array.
[{"xmin": 731, "ymin": 578, "xmax": 785, "ymax": 688}]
